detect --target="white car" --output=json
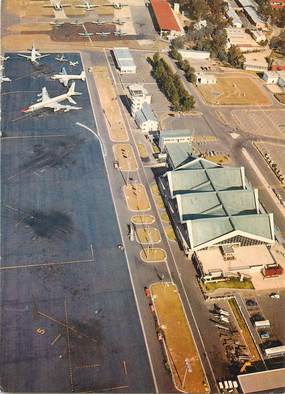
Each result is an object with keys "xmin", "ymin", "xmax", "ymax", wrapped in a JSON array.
[{"xmin": 269, "ymin": 293, "xmax": 280, "ymax": 299}]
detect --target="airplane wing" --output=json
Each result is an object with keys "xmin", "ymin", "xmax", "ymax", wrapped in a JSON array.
[
  {"xmin": 44, "ymin": 102, "xmax": 81, "ymax": 112},
  {"xmin": 17, "ymin": 54, "xmax": 30, "ymax": 59},
  {"xmin": 39, "ymin": 54, "xmax": 50, "ymax": 59},
  {"xmin": 41, "ymin": 87, "xmax": 50, "ymax": 102},
  {"xmin": 61, "ymin": 67, "xmax": 67, "ymax": 75},
  {"xmin": 59, "ymin": 77, "xmax": 69, "ymax": 87}
]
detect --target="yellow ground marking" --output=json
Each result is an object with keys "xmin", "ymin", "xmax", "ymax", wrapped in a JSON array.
[
  {"xmin": 64, "ymin": 298, "xmax": 74, "ymax": 391},
  {"xmin": 137, "ymin": 144, "xmax": 149, "ymax": 159},
  {"xmin": 99, "ymin": 385, "xmax": 129, "ymax": 392},
  {"xmin": 165, "ymin": 226, "xmax": 177, "ymax": 242},
  {"xmin": 150, "ymin": 283, "xmax": 209, "ymax": 393},
  {"xmin": 74, "ymin": 364, "xmax": 101, "ymax": 370},
  {"xmin": 93, "ymin": 66, "xmax": 128, "ymax": 142},
  {"xmin": 0, "ymin": 258, "xmax": 95, "ymax": 271},
  {"xmin": 113, "ymin": 144, "xmax": 138, "ymax": 171},
  {"xmin": 36, "ymin": 328, "xmax": 46, "ymax": 335},
  {"xmin": 37, "ymin": 311, "xmax": 97, "ymax": 343},
  {"xmin": 123, "ymin": 183, "xmax": 151, "ymax": 212},
  {"xmin": 139, "ymin": 248, "xmax": 167, "ymax": 263},
  {"xmin": 51, "ymin": 333, "xmax": 62, "ymax": 346},
  {"xmin": 131, "ymin": 215, "xmax": 155, "ymax": 225},
  {"xmin": 198, "ymin": 77, "xmax": 270, "ymax": 106},
  {"xmin": 135, "ymin": 227, "xmax": 161, "ymax": 245}
]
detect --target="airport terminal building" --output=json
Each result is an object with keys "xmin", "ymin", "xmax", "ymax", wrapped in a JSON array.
[{"xmin": 158, "ymin": 140, "xmax": 275, "ymax": 279}]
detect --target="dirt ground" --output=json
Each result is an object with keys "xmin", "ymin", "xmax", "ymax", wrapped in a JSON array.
[
  {"xmin": 113, "ymin": 144, "xmax": 138, "ymax": 171},
  {"xmin": 150, "ymin": 283, "xmax": 209, "ymax": 393},
  {"xmin": 93, "ymin": 66, "xmax": 129, "ymax": 142},
  {"xmin": 124, "ymin": 183, "xmax": 151, "ymax": 211},
  {"xmin": 198, "ymin": 77, "xmax": 271, "ymax": 106},
  {"xmin": 139, "ymin": 248, "xmax": 167, "ymax": 262},
  {"xmin": 135, "ymin": 227, "xmax": 161, "ymax": 244}
]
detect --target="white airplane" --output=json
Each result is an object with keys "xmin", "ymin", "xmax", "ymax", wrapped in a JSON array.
[
  {"xmin": 78, "ymin": 32, "xmax": 94, "ymax": 37},
  {"xmin": 71, "ymin": 19, "xmax": 84, "ymax": 25},
  {"xmin": 76, "ymin": 1, "xmax": 99, "ymax": 9},
  {"xmin": 50, "ymin": 20, "xmax": 65, "ymax": 26},
  {"xmin": 114, "ymin": 29, "xmax": 127, "ymax": 36},
  {"xmin": 103, "ymin": 2, "xmax": 128, "ymax": 8},
  {"xmin": 51, "ymin": 67, "xmax": 86, "ymax": 86},
  {"xmin": 69, "ymin": 61, "xmax": 79, "ymax": 66},
  {"xmin": 96, "ymin": 31, "xmax": 111, "ymax": 37},
  {"xmin": 55, "ymin": 54, "xmax": 68, "ymax": 62},
  {"xmin": 92, "ymin": 18, "xmax": 106, "ymax": 25},
  {"xmin": 17, "ymin": 43, "xmax": 49, "ymax": 65},
  {"xmin": 22, "ymin": 82, "xmax": 82, "ymax": 113},
  {"xmin": 112, "ymin": 18, "xmax": 126, "ymax": 25},
  {"xmin": 0, "ymin": 75, "xmax": 11, "ymax": 83},
  {"xmin": 0, "ymin": 55, "xmax": 10, "ymax": 61},
  {"xmin": 44, "ymin": 0, "xmax": 71, "ymax": 10}
]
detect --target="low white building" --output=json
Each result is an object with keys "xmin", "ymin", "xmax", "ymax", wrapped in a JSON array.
[
  {"xmin": 226, "ymin": 6, "xmax": 242, "ymax": 28},
  {"xmin": 263, "ymin": 71, "xmax": 279, "ymax": 84},
  {"xmin": 112, "ymin": 47, "xmax": 136, "ymax": 74},
  {"xmin": 251, "ymin": 29, "xmax": 267, "ymax": 43},
  {"xmin": 134, "ymin": 102, "xmax": 159, "ymax": 133},
  {"xmin": 195, "ymin": 72, "xmax": 217, "ymax": 85},
  {"xmin": 178, "ymin": 49, "xmax": 210, "ymax": 60},
  {"xmin": 159, "ymin": 129, "xmax": 193, "ymax": 151}
]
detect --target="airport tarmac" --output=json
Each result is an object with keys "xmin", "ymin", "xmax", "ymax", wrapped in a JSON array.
[{"xmin": 0, "ymin": 53, "xmax": 154, "ymax": 392}]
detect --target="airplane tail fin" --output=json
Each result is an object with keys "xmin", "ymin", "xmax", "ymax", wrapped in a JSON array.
[{"xmin": 68, "ymin": 82, "xmax": 81, "ymax": 96}]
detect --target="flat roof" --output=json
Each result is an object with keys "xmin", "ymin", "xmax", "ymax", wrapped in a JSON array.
[
  {"xmin": 135, "ymin": 102, "xmax": 157, "ymax": 125},
  {"xmin": 238, "ymin": 368, "xmax": 285, "ymax": 393},
  {"xmin": 112, "ymin": 47, "xmax": 136, "ymax": 69},
  {"xmin": 150, "ymin": 0, "xmax": 181, "ymax": 32}
]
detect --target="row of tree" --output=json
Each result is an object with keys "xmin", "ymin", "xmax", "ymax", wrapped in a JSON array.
[
  {"xmin": 149, "ymin": 53, "xmax": 195, "ymax": 112},
  {"xmin": 170, "ymin": 47, "xmax": 197, "ymax": 83}
]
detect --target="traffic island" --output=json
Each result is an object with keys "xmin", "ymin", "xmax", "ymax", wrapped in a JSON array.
[
  {"xmin": 140, "ymin": 248, "xmax": 167, "ymax": 263},
  {"xmin": 150, "ymin": 283, "xmax": 209, "ymax": 393},
  {"xmin": 137, "ymin": 144, "xmax": 149, "ymax": 160},
  {"xmin": 135, "ymin": 227, "xmax": 161, "ymax": 245},
  {"xmin": 131, "ymin": 215, "xmax": 155, "ymax": 225},
  {"xmin": 124, "ymin": 183, "xmax": 151, "ymax": 211},
  {"xmin": 160, "ymin": 211, "xmax": 170, "ymax": 223},
  {"xmin": 228, "ymin": 298, "xmax": 261, "ymax": 362},
  {"xmin": 151, "ymin": 182, "xmax": 160, "ymax": 196},
  {"xmin": 113, "ymin": 144, "xmax": 138, "ymax": 171},
  {"xmin": 93, "ymin": 66, "xmax": 129, "ymax": 142}
]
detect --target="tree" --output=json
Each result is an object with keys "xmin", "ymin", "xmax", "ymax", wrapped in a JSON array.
[
  {"xmin": 227, "ymin": 45, "xmax": 245, "ymax": 68},
  {"xmin": 187, "ymin": 0, "xmax": 210, "ymax": 20},
  {"xmin": 171, "ymin": 36, "xmax": 185, "ymax": 49}
]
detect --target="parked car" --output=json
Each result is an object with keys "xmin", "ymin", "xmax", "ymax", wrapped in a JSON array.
[{"xmin": 269, "ymin": 293, "xmax": 280, "ymax": 299}]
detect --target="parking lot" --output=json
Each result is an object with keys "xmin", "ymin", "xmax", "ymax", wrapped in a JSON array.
[{"xmin": 0, "ymin": 53, "xmax": 154, "ymax": 392}]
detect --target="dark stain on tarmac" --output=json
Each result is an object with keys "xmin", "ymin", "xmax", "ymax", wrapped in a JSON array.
[
  {"xmin": 23, "ymin": 210, "xmax": 73, "ymax": 239},
  {"xmin": 21, "ymin": 139, "xmax": 83, "ymax": 171}
]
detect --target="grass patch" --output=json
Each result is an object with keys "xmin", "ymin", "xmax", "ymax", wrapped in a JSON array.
[
  {"xmin": 140, "ymin": 248, "xmax": 167, "ymax": 262},
  {"xmin": 160, "ymin": 211, "xmax": 170, "ymax": 223},
  {"xmin": 137, "ymin": 143, "xmax": 149, "ymax": 159},
  {"xmin": 151, "ymin": 182, "xmax": 160, "ymax": 196},
  {"xmin": 154, "ymin": 195, "xmax": 165, "ymax": 209},
  {"xmin": 165, "ymin": 226, "xmax": 177, "ymax": 241},
  {"xmin": 204, "ymin": 278, "xmax": 254, "ymax": 292},
  {"xmin": 131, "ymin": 215, "xmax": 155, "ymax": 225},
  {"xmin": 136, "ymin": 227, "xmax": 161, "ymax": 244},
  {"xmin": 228, "ymin": 298, "xmax": 260, "ymax": 361},
  {"xmin": 151, "ymin": 143, "xmax": 160, "ymax": 154}
]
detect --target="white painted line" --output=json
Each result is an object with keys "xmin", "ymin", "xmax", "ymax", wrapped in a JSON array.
[{"xmin": 76, "ymin": 121, "xmax": 106, "ymax": 157}]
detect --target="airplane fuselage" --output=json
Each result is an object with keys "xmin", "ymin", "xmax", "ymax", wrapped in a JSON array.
[{"xmin": 24, "ymin": 92, "xmax": 71, "ymax": 112}]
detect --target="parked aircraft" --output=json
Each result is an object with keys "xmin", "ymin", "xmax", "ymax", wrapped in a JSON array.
[
  {"xmin": 17, "ymin": 43, "xmax": 49, "ymax": 65},
  {"xmin": 95, "ymin": 31, "xmax": 111, "ymax": 36},
  {"xmin": 22, "ymin": 82, "xmax": 82, "ymax": 113},
  {"xmin": 0, "ymin": 75, "xmax": 11, "ymax": 83},
  {"xmin": 103, "ymin": 2, "xmax": 128, "ymax": 8},
  {"xmin": 92, "ymin": 18, "xmax": 106, "ymax": 25},
  {"xmin": 55, "ymin": 54, "xmax": 68, "ymax": 62},
  {"xmin": 51, "ymin": 67, "xmax": 85, "ymax": 86},
  {"xmin": 0, "ymin": 55, "xmax": 10, "ymax": 61},
  {"xmin": 112, "ymin": 18, "xmax": 126, "ymax": 25},
  {"xmin": 76, "ymin": 1, "xmax": 99, "ymax": 9},
  {"xmin": 43, "ymin": 0, "xmax": 71, "ymax": 10},
  {"xmin": 78, "ymin": 32, "xmax": 94, "ymax": 37},
  {"xmin": 114, "ymin": 29, "xmax": 127, "ymax": 36},
  {"xmin": 69, "ymin": 61, "xmax": 79, "ymax": 66}
]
